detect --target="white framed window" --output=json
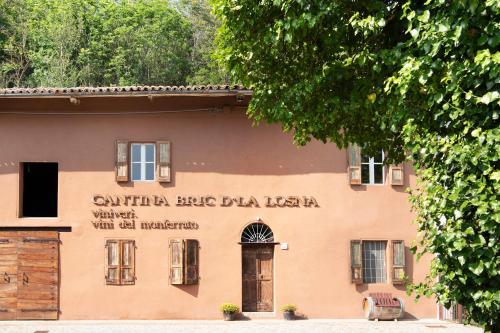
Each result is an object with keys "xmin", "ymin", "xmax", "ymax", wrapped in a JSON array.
[
  {"xmin": 362, "ymin": 241, "xmax": 387, "ymax": 283},
  {"xmin": 131, "ymin": 143, "xmax": 155, "ymax": 181},
  {"xmin": 361, "ymin": 150, "xmax": 384, "ymax": 184}
]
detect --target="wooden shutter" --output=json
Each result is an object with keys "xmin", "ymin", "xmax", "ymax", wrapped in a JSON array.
[
  {"xmin": 116, "ymin": 140, "xmax": 129, "ymax": 182},
  {"xmin": 347, "ymin": 144, "xmax": 361, "ymax": 185},
  {"xmin": 169, "ymin": 239, "xmax": 184, "ymax": 285},
  {"xmin": 157, "ymin": 141, "xmax": 171, "ymax": 182},
  {"xmin": 392, "ymin": 240, "xmax": 406, "ymax": 284},
  {"xmin": 350, "ymin": 240, "xmax": 363, "ymax": 284},
  {"xmin": 184, "ymin": 239, "xmax": 199, "ymax": 284},
  {"xmin": 105, "ymin": 240, "xmax": 120, "ymax": 285},
  {"xmin": 390, "ymin": 164, "xmax": 404, "ymax": 186},
  {"xmin": 105, "ymin": 239, "xmax": 135, "ymax": 285},
  {"xmin": 121, "ymin": 240, "xmax": 136, "ymax": 285}
]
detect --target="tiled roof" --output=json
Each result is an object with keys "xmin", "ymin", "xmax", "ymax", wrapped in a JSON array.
[{"xmin": 0, "ymin": 85, "xmax": 251, "ymax": 97}]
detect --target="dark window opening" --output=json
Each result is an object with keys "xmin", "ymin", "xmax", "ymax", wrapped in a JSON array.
[{"xmin": 22, "ymin": 162, "xmax": 58, "ymax": 217}]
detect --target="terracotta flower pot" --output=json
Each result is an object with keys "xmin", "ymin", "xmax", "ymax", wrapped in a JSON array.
[
  {"xmin": 283, "ymin": 310, "xmax": 295, "ymax": 320},
  {"xmin": 223, "ymin": 312, "xmax": 237, "ymax": 321}
]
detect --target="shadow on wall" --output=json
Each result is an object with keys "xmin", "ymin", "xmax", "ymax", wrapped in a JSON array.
[
  {"xmin": 0, "ymin": 112, "xmax": 349, "ymax": 176},
  {"xmin": 173, "ymin": 284, "xmax": 199, "ymax": 297},
  {"xmin": 293, "ymin": 312, "xmax": 309, "ymax": 320},
  {"xmin": 115, "ymin": 177, "xmax": 177, "ymax": 189},
  {"xmin": 236, "ymin": 313, "xmax": 252, "ymax": 321}
]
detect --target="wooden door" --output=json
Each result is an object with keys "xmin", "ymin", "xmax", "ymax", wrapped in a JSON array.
[
  {"xmin": 242, "ymin": 246, "xmax": 257, "ymax": 312},
  {"xmin": 256, "ymin": 246, "xmax": 273, "ymax": 311},
  {"xmin": 0, "ymin": 231, "xmax": 59, "ymax": 320},
  {"xmin": 17, "ymin": 231, "xmax": 59, "ymax": 319},
  {"xmin": 242, "ymin": 245, "xmax": 273, "ymax": 312},
  {"xmin": 0, "ymin": 233, "xmax": 19, "ymax": 320}
]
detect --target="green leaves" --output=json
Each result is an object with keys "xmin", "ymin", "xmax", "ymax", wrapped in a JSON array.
[
  {"xmin": 470, "ymin": 261, "xmax": 484, "ymax": 276},
  {"xmin": 213, "ymin": 0, "xmax": 403, "ymax": 155},
  {"xmin": 418, "ymin": 10, "xmax": 430, "ymax": 23},
  {"xmin": 407, "ymin": 124, "xmax": 500, "ymax": 331},
  {"xmin": 215, "ymin": 0, "xmax": 500, "ymax": 330},
  {"xmin": 458, "ymin": 256, "xmax": 465, "ymax": 266},
  {"xmin": 479, "ymin": 91, "xmax": 500, "ymax": 105}
]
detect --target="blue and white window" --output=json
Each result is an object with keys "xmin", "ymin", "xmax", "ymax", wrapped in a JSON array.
[{"xmin": 131, "ymin": 143, "xmax": 155, "ymax": 181}]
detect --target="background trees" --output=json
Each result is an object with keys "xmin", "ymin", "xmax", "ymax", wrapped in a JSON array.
[
  {"xmin": 0, "ymin": 0, "xmax": 33, "ymax": 87},
  {"xmin": 213, "ymin": 0, "xmax": 499, "ymax": 331},
  {"xmin": 0, "ymin": 0, "xmax": 227, "ymax": 87},
  {"xmin": 178, "ymin": 0, "xmax": 229, "ymax": 84}
]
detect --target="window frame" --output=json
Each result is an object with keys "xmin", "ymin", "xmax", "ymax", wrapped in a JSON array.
[
  {"xmin": 130, "ymin": 143, "xmax": 156, "ymax": 182},
  {"xmin": 361, "ymin": 240, "xmax": 388, "ymax": 284},
  {"xmin": 361, "ymin": 150, "xmax": 385, "ymax": 185},
  {"xmin": 351, "ymin": 239, "xmax": 407, "ymax": 285}
]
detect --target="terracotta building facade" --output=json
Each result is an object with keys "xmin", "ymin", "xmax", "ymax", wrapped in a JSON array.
[{"xmin": 0, "ymin": 86, "xmax": 436, "ymax": 320}]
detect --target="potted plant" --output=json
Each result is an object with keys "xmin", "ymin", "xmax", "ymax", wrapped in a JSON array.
[
  {"xmin": 281, "ymin": 304, "xmax": 297, "ymax": 320},
  {"xmin": 220, "ymin": 303, "xmax": 239, "ymax": 321}
]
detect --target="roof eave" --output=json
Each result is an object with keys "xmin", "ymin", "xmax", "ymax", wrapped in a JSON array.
[{"xmin": 0, "ymin": 86, "xmax": 253, "ymax": 98}]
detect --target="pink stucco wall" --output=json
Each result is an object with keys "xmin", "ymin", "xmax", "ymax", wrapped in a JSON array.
[{"xmin": 0, "ymin": 95, "xmax": 436, "ymax": 319}]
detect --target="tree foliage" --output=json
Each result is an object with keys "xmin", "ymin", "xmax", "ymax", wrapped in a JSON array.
[
  {"xmin": 214, "ymin": 0, "xmax": 407, "ymax": 158},
  {"xmin": 213, "ymin": 0, "xmax": 499, "ymax": 330},
  {"xmin": 0, "ymin": 0, "xmax": 227, "ymax": 87},
  {"xmin": 178, "ymin": 0, "xmax": 230, "ymax": 84}
]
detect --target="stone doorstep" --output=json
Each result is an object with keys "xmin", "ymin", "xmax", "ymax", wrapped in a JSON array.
[
  {"xmin": 0, "ymin": 319, "xmax": 465, "ymax": 324},
  {"xmin": 241, "ymin": 311, "xmax": 277, "ymax": 319}
]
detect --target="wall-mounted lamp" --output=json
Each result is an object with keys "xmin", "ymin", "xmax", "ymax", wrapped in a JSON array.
[
  {"xmin": 236, "ymin": 93, "xmax": 245, "ymax": 103},
  {"xmin": 69, "ymin": 97, "xmax": 80, "ymax": 105}
]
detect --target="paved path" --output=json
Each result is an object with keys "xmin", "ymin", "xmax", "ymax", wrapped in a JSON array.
[{"xmin": 0, "ymin": 320, "xmax": 483, "ymax": 333}]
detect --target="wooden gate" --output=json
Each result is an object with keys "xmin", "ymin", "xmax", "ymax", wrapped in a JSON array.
[
  {"xmin": 242, "ymin": 245, "xmax": 273, "ymax": 312},
  {"xmin": 0, "ymin": 231, "xmax": 59, "ymax": 320}
]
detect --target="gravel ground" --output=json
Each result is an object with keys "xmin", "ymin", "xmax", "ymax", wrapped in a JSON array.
[{"xmin": 0, "ymin": 320, "xmax": 483, "ymax": 333}]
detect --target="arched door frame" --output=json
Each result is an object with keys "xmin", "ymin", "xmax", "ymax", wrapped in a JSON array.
[{"xmin": 240, "ymin": 220, "xmax": 276, "ymax": 312}]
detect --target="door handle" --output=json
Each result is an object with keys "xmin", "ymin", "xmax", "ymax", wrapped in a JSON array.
[
  {"xmin": 23, "ymin": 272, "xmax": 28, "ymax": 285},
  {"xmin": 3, "ymin": 272, "xmax": 9, "ymax": 283}
]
